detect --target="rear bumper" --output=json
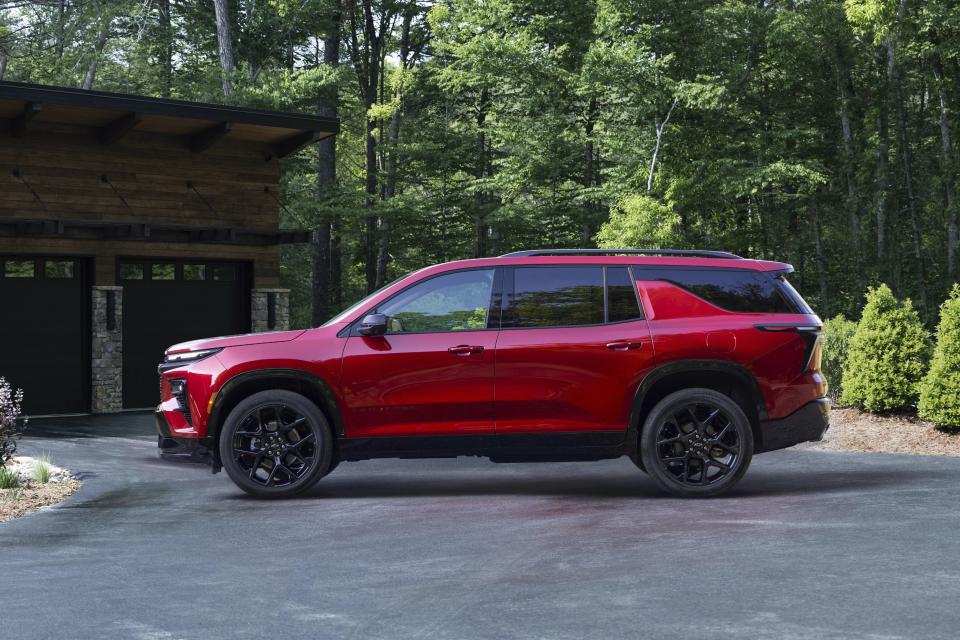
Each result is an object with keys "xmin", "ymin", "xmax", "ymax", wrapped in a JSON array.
[{"xmin": 758, "ymin": 398, "xmax": 830, "ymax": 453}]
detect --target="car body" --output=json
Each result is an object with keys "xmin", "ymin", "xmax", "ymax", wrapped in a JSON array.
[{"xmin": 156, "ymin": 249, "xmax": 829, "ymax": 497}]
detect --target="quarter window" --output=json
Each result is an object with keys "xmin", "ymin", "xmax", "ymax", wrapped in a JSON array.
[
  {"xmin": 378, "ymin": 269, "xmax": 495, "ymax": 333},
  {"xmin": 508, "ymin": 267, "xmax": 604, "ymax": 328},
  {"xmin": 659, "ymin": 269, "xmax": 796, "ymax": 313}
]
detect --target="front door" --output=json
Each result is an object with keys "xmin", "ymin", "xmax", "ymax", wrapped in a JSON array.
[
  {"xmin": 494, "ymin": 265, "xmax": 655, "ymax": 433},
  {"xmin": 340, "ymin": 268, "xmax": 500, "ymax": 437}
]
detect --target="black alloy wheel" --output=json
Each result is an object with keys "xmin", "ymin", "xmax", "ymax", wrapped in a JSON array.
[
  {"xmin": 640, "ymin": 388, "xmax": 753, "ymax": 498},
  {"xmin": 219, "ymin": 390, "xmax": 333, "ymax": 497}
]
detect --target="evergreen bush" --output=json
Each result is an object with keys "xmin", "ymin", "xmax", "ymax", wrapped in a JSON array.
[
  {"xmin": 919, "ymin": 285, "xmax": 960, "ymax": 430},
  {"xmin": 822, "ymin": 315, "xmax": 856, "ymax": 403},
  {"xmin": 841, "ymin": 284, "xmax": 932, "ymax": 412}
]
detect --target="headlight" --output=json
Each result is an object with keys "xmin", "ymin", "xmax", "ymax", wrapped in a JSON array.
[{"xmin": 164, "ymin": 348, "xmax": 222, "ymax": 364}]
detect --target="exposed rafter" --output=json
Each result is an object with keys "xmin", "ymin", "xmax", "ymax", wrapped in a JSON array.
[
  {"xmin": 100, "ymin": 112, "xmax": 142, "ymax": 144},
  {"xmin": 11, "ymin": 101, "xmax": 41, "ymax": 136},
  {"xmin": 275, "ymin": 131, "xmax": 319, "ymax": 159},
  {"xmin": 189, "ymin": 121, "xmax": 232, "ymax": 152}
]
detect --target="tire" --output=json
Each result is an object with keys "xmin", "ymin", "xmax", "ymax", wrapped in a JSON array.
[
  {"xmin": 219, "ymin": 389, "xmax": 334, "ymax": 498},
  {"xmin": 639, "ymin": 388, "xmax": 754, "ymax": 498}
]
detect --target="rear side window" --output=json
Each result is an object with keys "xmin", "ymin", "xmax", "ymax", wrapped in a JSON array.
[
  {"xmin": 509, "ymin": 266, "xmax": 604, "ymax": 327},
  {"xmin": 606, "ymin": 267, "xmax": 643, "ymax": 322},
  {"xmin": 657, "ymin": 269, "xmax": 797, "ymax": 314}
]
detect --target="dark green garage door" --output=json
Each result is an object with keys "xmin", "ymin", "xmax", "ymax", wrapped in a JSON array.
[
  {"xmin": 121, "ymin": 259, "xmax": 249, "ymax": 408},
  {"xmin": 0, "ymin": 256, "xmax": 89, "ymax": 415}
]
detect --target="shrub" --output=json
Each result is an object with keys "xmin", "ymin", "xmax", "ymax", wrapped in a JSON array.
[
  {"xmin": 919, "ymin": 285, "xmax": 960, "ymax": 430},
  {"xmin": 0, "ymin": 377, "xmax": 26, "ymax": 467},
  {"xmin": 841, "ymin": 284, "xmax": 932, "ymax": 412},
  {"xmin": 822, "ymin": 315, "xmax": 857, "ymax": 403},
  {"xmin": 0, "ymin": 466, "xmax": 19, "ymax": 489}
]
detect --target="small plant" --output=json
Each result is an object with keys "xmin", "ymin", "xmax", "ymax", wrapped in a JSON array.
[
  {"xmin": 32, "ymin": 456, "xmax": 52, "ymax": 485},
  {"xmin": 841, "ymin": 284, "xmax": 932, "ymax": 412},
  {"xmin": 919, "ymin": 285, "xmax": 960, "ymax": 430},
  {"xmin": 0, "ymin": 466, "xmax": 19, "ymax": 490},
  {"xmin": 0, "ymin": 376, "xmax": 26, "ymax": 466},
  {"xmin": 822, "ymin": 315, "xmax": 857, "ymax": 403}
]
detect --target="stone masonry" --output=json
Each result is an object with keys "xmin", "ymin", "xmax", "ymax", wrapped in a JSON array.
[
  {"xmin": 251, "ymin": 288, "xmax": 290, "ymax": 333},
  {"xmin": 91, "ymin": 286, "xmax": 123, "ymax": 413}
]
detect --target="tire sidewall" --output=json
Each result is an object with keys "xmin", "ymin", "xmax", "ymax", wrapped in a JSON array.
[
  {"xmin": 639, "ymin": 388, "xmax": 754, "ymax": 498},
  {"xmin": 219, "ymin": 389, "xmax": 334, "ymax": 498}
]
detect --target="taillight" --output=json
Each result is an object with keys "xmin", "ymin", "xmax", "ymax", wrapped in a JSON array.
[{"xmin": 806, "ymin": 334, "xmax": 822, "ymax": 373}]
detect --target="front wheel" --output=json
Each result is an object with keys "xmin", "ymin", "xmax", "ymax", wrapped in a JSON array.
[
  {"xmin": 639, "ymin": 388, "xmax": 754, "ymax": 498},
  {"xmin": 219, "ymin": 390, "xmax": 334, "ymax": 498}
]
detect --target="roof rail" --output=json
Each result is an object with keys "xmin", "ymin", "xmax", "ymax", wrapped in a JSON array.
[{"xmin": 499, "ymin": 248, "xmax": 744, "ymax": 259}]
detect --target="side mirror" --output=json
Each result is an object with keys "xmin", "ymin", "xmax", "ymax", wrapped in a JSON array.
[{"xmin": 358, "ymin": 313, "xmax": 388, "ymax": 336}]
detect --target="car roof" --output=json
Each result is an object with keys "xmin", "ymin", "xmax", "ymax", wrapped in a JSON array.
[{"xmin": 419, "ymin": 254, "xmax": 792, "ymax": 274}]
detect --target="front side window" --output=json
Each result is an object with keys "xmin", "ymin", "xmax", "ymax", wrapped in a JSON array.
[
  {"xmin": 378, "ymin": 269, "xmax": 495, "ymax": 333},
  {"xmin": 509, "ymin": 266, "xmax": 604, "ymax": 328}
]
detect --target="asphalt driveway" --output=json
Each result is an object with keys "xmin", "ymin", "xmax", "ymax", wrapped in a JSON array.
[{"xmin": 2, "ymin": 414, "xmax": 960, "ymax": 640}]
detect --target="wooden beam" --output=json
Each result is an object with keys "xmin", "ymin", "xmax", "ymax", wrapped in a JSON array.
[
  {"xmin": 11, "ymin": 102, "xmax": 41, "ymax": 136},
  {"xmin": 100, "ymin": 112, "xmax": 142, "ymax": 144},
  {"xmin": 274, "ymin": 130, "xmax": 318, "ymax": 159},
  {"xmin": 189, "ymin": 121, "xmax": 232, "ymax": 152}
]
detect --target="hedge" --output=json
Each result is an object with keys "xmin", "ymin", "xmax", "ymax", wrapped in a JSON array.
[{"xmin": 919, "ymin": 285, "xmax": 960, "ymax": 430}]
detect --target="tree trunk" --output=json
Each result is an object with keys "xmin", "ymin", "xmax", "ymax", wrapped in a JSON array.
[
  {"xmin": 835, "ymin": 40, "xmax": 860, "ymax": 254},
  {"xmin": 312, "ymin": 1, "xmax": 341, "ymax": 326},
  {"xmin": 582, "ymin": 95, "xmax": 597, "ymax": 244},
  {"xmin": 474, "ymin": 89, "xmax": 489, "ymax": 258},
  {"xmin": 647, "ymin": 98, "xmax": 677, "ymax": 192},
  {"xmin": 81, "ymin": 26, "xmax": 109, "ymax": 90},
  {"xmin": 212, "ymin": 0, "xmax": 236, "ymax": 101},
  {"xmin": 932, "ymin": 55, "xmax": 958, "ymax": 279},
  {"xmin": 55, "ymin": 0, "xmax": 67, "ymax": 61},
  {"xmin": 813, "ymin": 203, "xmax": 829, "ymax": 312},
  {"xmin": 896, "ymin": 82, "xmax": 928, "ymax": 312},
  {"xmin": 0, "ymin": 52, "xmax": 6, "ymax": 81},
  {"xmin": 876, "ymin": 47, "xmax": 891, "ymax": 260},
  {"xmin": 156, "ymin": 0, "xmax": 173, "ymax": 97}
]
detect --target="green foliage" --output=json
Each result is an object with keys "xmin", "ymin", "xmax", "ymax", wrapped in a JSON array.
[
  {"xmin": 32, "ymin": 456, "xmax": 52, "ymax": 485},
  {"xmin": 841, "ymin": 285, "xmax": 932, "ymax": 412},
  {"xmin": 0, "ymin": 466, "xmax": 18, "ymax": 490},
  {"xmin": 822, "ymin": 315, "xmax": 857, "ymax": 403},
  {"xmin": 919, "ymin": 285, "xmax": 960, "ymax": 430},
  {"xmin": 595, "ymin": 195, "xmax": 682, "ymax": 249}
]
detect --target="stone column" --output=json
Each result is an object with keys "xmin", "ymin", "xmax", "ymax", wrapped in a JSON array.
[
  {"xmin": 251, "ymin": 288, "xmax": 290, "ymax": 332},
  {"xmin": 91, "ymin": 286, "xmax": 123, "ymax": 413}
]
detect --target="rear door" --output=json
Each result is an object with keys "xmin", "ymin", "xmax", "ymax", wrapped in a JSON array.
[
  {"xmin": 494, "ymin": 265, "xmax": 654, "ymax": 433},
  {"xmin": 340, "ymin": 268, "xmax": 500, "ymax": 437}
]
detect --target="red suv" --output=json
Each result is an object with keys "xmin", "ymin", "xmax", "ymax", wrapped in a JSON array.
[{"xmin": 156, "ymin": 249, "xmax": 829, "ymax": 498}]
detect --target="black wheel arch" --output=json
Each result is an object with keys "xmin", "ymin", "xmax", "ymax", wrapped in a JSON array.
[
  {"xmin": 205, "ymin": 368, "xmax": 343, "ymax": 466},
  {"xmin": 627, "ymin": 360, "xmax": 766, "ymax": 459}
]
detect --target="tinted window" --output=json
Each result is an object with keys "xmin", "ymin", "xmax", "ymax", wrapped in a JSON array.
[
  {"xmin": 379, "ymin": 269, "xmax": 495, "ymax": 333},
  {"xmin": 659, "ymin": 269, "xmax": 796, "ymax": 313},
  {"xmin": 607, "ymin": 267, "xmax": 643, "ymax": 322},
  {"xmin": 510, "ymin": 267, "xmax": 604, "ymax": 328}
]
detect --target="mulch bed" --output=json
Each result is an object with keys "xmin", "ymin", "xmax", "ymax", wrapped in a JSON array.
[
  {"xmin": 800, "ymin": 407, "xmax": 960, "ymax": 457},
  {"xmin": 0, "ymin": 479, "xmax": 81, "ymax": 523}
]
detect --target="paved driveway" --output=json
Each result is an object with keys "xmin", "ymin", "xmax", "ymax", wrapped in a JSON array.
[{"xmin": 2, "ymin": 414, "xmax": 960, "ymax": 640}]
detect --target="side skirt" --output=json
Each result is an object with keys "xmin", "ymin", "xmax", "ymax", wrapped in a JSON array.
[{"xmin": 337, "ymin": 431, "xmax": 628, "ymax": 463}]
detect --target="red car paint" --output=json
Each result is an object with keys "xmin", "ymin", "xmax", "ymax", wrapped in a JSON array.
[{"xmin": 157, "ymin": 254, "xmax": 827, "ymax": 453}]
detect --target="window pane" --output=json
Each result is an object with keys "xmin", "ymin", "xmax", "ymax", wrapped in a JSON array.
[
  {"xmin": 607, "ymin": 267, "xmax": 642, "ymax": 322},
  {"xmin": 213, "ymin": 264, "xmax": 235, "ymax": 281},
  {"xmin": 379, "ymin": 269, "xmax": 495, "ymax": 333},
  {"xmin": 183, "ymin": 264, "xmax": 206, "ymax": 281},
  {"xmin": 4, "ymin": 260, "xmax": 35, "ymax": 278},
  {"xmin": 511, "ymin": 267, "xmax": 604, "ymax": 328},
  {"xmin": 119, "ymin": 263, "xmax": 143, "ymax": 280},
  {"xmin": 660, "ymin": 269, "xmax": 796, "ymax": 313},
  {"xmin": 44, "ymin": 260, "xmax": 74, "ymax": 279},
  {"xmin": 151, "ymin": 263, "xmax": 175, "ymax": 281}
]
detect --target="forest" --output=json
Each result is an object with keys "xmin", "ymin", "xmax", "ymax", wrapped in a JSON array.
[{"xmin": 1, "ymin": 0, "xmax": 957, "ymax": 328}]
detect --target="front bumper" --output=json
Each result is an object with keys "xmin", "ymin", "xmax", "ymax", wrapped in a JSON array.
[
  {"xmin": 156, "ymin": 407, "xmax": 210, "ymax": 454},
  {"xmin": 757, "ymin": 398, "xmax": 830, "ymax": 453}
]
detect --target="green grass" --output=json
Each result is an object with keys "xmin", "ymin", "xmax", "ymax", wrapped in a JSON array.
[
  {"xmin": 32, "ymin": 455, "xmax": 52, "ymax": 484},
  {"xmin": 0, "ymin": 466, "xmax": 20, "ymax": 489}
]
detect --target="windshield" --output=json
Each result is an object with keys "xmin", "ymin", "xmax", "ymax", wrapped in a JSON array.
[{"xmin": 319, "ymin": 269, "xmax": 420, "ymax": 327}]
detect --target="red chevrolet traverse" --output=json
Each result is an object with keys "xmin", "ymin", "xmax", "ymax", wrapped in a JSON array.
[{"xmin": 156, "ymin": 249, "xmax": 829, "ymax": 498}]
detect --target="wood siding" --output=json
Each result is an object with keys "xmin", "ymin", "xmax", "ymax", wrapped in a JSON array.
[{"xmin": 0, "ymin": 122, "xmax": 283, "ymax": 287}]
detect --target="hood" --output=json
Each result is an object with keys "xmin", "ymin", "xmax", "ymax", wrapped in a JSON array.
[{"xmin": 165, "ymin": 329, "xmax": 307, "ymax": 355}]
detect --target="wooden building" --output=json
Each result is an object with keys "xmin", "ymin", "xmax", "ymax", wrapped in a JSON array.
[{"xmin": 0, "ymin": 81, "xmax": 338, "ymax": 415}]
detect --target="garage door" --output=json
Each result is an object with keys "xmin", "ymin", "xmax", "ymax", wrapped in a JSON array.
[
  {"xmin": 0, "ymin": 256, "xmax": 89, "ymax": 415},
  {"xmin": 121, "ymin": 259, "xmax": 250, "ymax": 408}
]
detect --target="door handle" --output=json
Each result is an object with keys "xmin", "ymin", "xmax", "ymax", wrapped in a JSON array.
[
  {"xmin": 606, "ymin": 340, "xmax": 643, "ymax": 351},
  {"xmin": 448, "ymin": 344, "xmax": 484, "ymax": 355}
]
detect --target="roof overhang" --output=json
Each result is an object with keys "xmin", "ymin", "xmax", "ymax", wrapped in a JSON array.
[{"xmin": 0, "ymin": 81, "xmax": 338, "ymax": 158}]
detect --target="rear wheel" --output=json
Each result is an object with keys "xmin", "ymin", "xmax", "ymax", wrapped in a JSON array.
[
  {"xmin": 639, "ymin": 388, "xmax": 753, "ymax": 498},
  {"xmin": 219, "ymin": 390, "xmax": 333, "ymax": 498}
]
